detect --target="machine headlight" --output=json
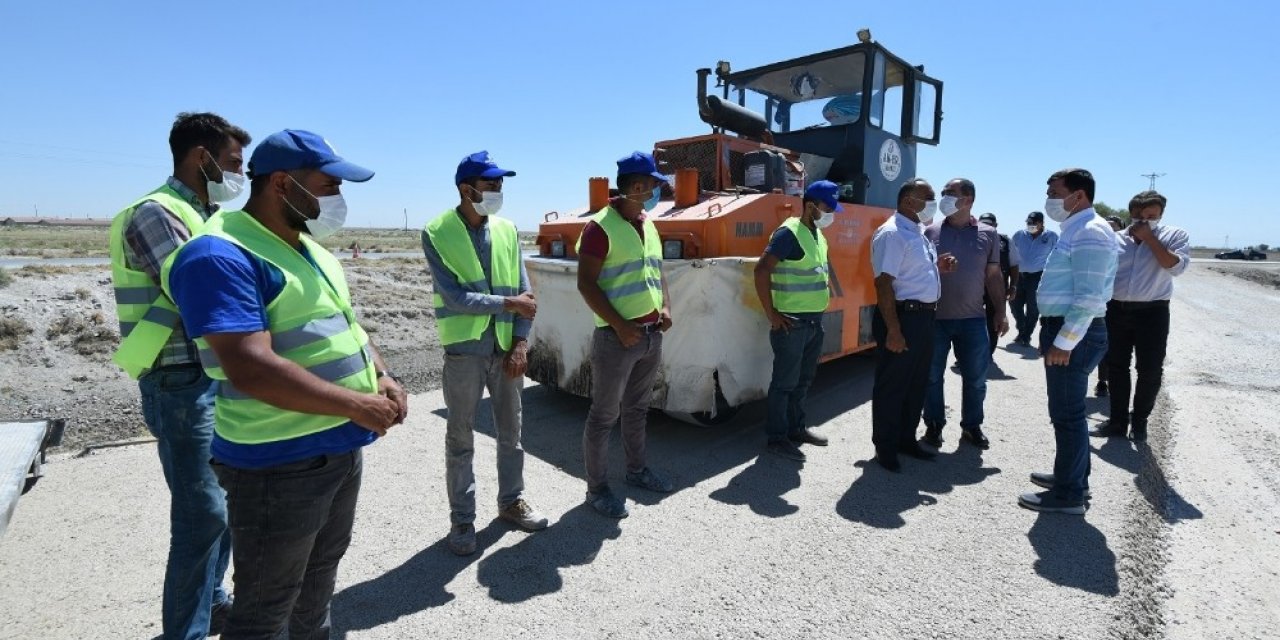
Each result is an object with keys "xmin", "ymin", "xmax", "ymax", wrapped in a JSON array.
[
  {"xmin": 662, "ymin": 240, "xmax": 684, "ymax": 259},
  {"xmin": 550, "ymin": 240, "xmax": 566, "ymax": 258}
]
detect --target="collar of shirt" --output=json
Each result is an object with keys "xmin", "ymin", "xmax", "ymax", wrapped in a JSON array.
[
  {"xmin": 893, "ymin": 212, "xmax": 923, "ymax": 234},
  {"xmin": 1059, "ymin": 206, "xmax": 1098, "ymax": 234},
  {"xmin": 165, "ymin": 176, "xmax": 218, "ymax": 217},
  {"xmin": 453, "ymin": 207, "xmax": 490, "ymax": 230}
]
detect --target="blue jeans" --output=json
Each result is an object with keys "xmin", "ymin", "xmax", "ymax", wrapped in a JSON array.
[
  {"xmin": 766, "ymin": 318, "xmax": 824, "ymax": 441},
  {"xmin": 1040, "ymin": 317, "xmax": 1108, "ymax": 502},
  {"xmin": 923, "ymin": 317, "xmax": 990, "ymax": 431},
  {"xmin": 213, "ymin": 450, "xmax": 363, "ymax": 640},
  {"xmin": 139, "ymin": 364, "xmax": 231, "ymax": 640}
]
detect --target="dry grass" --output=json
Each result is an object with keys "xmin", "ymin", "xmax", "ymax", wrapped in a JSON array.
[
  {"xmin": 0, "ymin": 225, "xmax": 110, "ymax": 257},
  {"xmin": 0, "ymin": 316, "xmax": 32, "ymax": 350},
  {"xmin": 0, "ymin": 268, "xmax": 12, "ymax": 289},
  {"xmin": 15, "ymin": 264, "xmax": 87, "ymax": 278},
  {"xmin": 46, "ymin": 309, "xmax": 118, "ymax": 357}
]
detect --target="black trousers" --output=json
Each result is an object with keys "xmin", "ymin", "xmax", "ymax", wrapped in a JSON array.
[
  {"xmin": 872, "ymin": 307, "xmax": 936, "ymax": 453},
  {"xmin": 983, "ymin": 293, "xmax": 1000, "ymax": 355},
  {"xmin": 1104, "ymin": 301, "xmax": 1171, "ymax": 428}
]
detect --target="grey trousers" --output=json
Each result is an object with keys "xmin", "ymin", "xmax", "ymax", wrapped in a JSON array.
[
  {"xmin": 442, "ymin": 351, "xmax": 525, "ymax": 525},
  {"xmin": 583, "ymin": 328, "xmax": 663, "ymax": 493}
]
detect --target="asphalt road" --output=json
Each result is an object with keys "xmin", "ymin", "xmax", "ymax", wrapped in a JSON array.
[{"xmin": 1, "ymin": 264, "xmax": 1275, "ymax": 639}]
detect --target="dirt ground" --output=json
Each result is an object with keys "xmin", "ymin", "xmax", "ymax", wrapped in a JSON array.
[
  {"xmin": 0, "ymin": 258, "xmax": 441, "ymax": 453},
  {"xmin": 1210, "ymin": 265, "xmax": 1280, "ymax": 289}
]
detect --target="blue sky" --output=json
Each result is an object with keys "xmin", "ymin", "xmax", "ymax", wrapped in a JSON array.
[{"xmin": 1, "ymin": 1, "xmax": 1276, "ymax": 248}]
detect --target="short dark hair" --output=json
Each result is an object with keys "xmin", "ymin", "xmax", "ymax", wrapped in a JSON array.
[
  {"xmin": 616, "ymin": 173, "xmax": 647, "ymax": 192},
  {"xmin": 896, "ymin": 178, "xmax": 929, "ymax": 207},
  {"xmin": 168, "ymin": 112, "xmax": 251, "ymax": 166},
  {"xmin": 950, "ymin": 178, "xmax": 975, "ymax": 198},
  {"xmin": 1048, "ymin": 168, "xmax": 1095, "ymax": 202},
  {"xmin": 1128, "ymin": 190, "xmax": 1167, "ymax": 213}
]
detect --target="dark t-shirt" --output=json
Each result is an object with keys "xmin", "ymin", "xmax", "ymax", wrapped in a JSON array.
[
  {"xmin": 578, "ymin": 206, "xmax": 659, "ymax": 324},
  {"xmin": 764, "ymin": 225, "xmax": 825, "ymax": 323}
]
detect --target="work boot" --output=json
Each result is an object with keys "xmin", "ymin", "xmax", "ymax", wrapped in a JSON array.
[
  {"xmin": 499, "ymin": 498, "xmax": 549, "ymax": 531},
  {"xmin": 448, "ymin": 523, "xmax": 476, "ymax": 556}
]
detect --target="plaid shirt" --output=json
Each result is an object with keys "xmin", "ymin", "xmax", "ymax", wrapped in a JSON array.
[
  {"xmin": 122, "ymin": 177, "xmax": 218, "ymax": 370},
  {"xmin": 1036, "ymin": 208, "xmax": 1119, "ymax": 351}
]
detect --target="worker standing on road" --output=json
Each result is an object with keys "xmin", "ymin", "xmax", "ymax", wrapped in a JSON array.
[
  {"xmin": 1090, "ymin": 191, "xmax": 1190, "ymax": 442},
  {"xmin": 753, "ymin": 180, "xmax": 841, "ymax": 462},
  {"xmin": 422, "ymin": 151, "xmax": 548, "ymax": 557},
  {"xmin": 1019, "ymin": 168, "xmax": 1118, "ymax": 515},
  {"xmin": 108, "ymin": 112, "xmax": 249, "ymax": 640},
  {"xmin": 1009, "ymin": 211, "xmax": 1059, "ymax": 347},
  {"xmin": 163, "ymin": 130, "xmax": 407, "ymax": 638},
  {"xmin": 576, "ymin": 151, "xmax": 675, "ymax": 518},
  {"xmin": 1094, "ymin": 215, "xmax": 1126, "ymax": 398},
  {"xmin": 978, "ymin": 212, "xmax": 1013, "ymax": 359},
  {"xmin": 920, "ymin": 180, "xmax": 1008, "ymax": 452},
  {"xmin": 869, "ymin": 178, "xmax": 957, "ymax": 472}
]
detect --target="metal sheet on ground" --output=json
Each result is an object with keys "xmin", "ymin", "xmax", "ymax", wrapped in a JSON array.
[{"xmin": 0, "ymin": 421, "xmax": 46, "ymax": 537}]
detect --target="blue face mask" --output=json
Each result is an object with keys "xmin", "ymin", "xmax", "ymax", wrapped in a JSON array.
[{"xmin": 643, "ymin": 186, "xmax": 661, "ymax": 212}]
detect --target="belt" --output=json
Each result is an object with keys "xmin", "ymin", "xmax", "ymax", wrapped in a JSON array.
[
  {"xmin": 638, "ymin": 322, "xmax": 663, "ymax": 334},
  {"xmin": 1109, "ymin": 300, "xmax": 1169, "ymax": 310},
  {"xmin": 896, "ymin": 300, "xmax": 938, "ymax": 312}
]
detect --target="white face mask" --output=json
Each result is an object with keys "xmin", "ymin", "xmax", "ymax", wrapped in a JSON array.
[
  {"xmin": 816, "ymin": 209, "xmax": 835, "ymax": 229},
  {"xmin": 917, "ymin": 200, "xmax": 938, "ymax": 226},
  {"xmin": 1026, "ymin": 224, "xmax": 1040, "ymax": 234},
  {"xmin": 939, "ymin": 195, "xmax": 960, "ymax": 217},
  {"xmin": 200, "ymin": 156, "xmax": 245, "ymax": 203},
  {"xmin": 473, "ymin": 190, "xmax": 503, "ymax": 217},
  {"xmin": 1134, "ymin": 219, "xmax": 1160, "ymax": 233},
  {"xmin": 285, "ymin": 176, "xmax": 348, "ymax": 240},
  {"xmin": 1044, "ymin": 198, "xmax": 1070, "ymax": 223}
]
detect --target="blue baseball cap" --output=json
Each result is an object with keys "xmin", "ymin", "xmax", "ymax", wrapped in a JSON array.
[
  {"xmin": 248, "ymin": 130, "xmax": 374, "ymax": 182},
  {"xmin": 616, "ymin": 151, "xmax": 670, "ymax": 184},
  {"xmin": 804, "ymin": 180, "xmax": 843, "ymax": 212},
  {"xmin": 455, "ymin": 151, "xmax": 516, "ymax": 185}
]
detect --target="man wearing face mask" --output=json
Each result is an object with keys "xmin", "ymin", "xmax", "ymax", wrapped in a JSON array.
[
  {"xmin": 753, "ymin": 180, "xmax": 842, "ymax": 462},
  {"xmin": 1008, "ymin": 212, "xmax": 1059, "ymax": 347},
  {"xmin": 108, "ymin": 111, "xmax": 248, "ymax": 640},
  {"xmin": 869, "ymin": 178, "xmax": 958, "ymax": 472},
  {"xmin": 1090, "ymin": 191, "xmax": 1189, "ymax": 442},
  {"xmin": 920, "ymin": 180, "xmax": 1008, "ymax": 452},
  {"xmin": 576, "ymin": 151, "xmax": 675, "ymax": 518},
  {"xmin": 422, "ymin": 151, "xmax": 547, "ymax": 556},
  {"xmin": 1019, "ymin": 168, "xmax": 1118, "ymax": 515},
  {"xmin": 163, "ymin": 129, "xmax": 406, "ymax": 638},
  {"xmin": 978, "ymin": 212, "xmax": 1013, "ymax": 359}
]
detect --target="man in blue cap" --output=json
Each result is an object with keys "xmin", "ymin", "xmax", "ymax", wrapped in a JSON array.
[
  {"xmin": 576, "ymin": 151, "xmax": 674, "ymax": 518},
  {"xmin": 164, "ymin": 129, "xmax": 407, "ymax": 638},
  {"xmin": 422, "ymin": 151, "xmax": 547, "ymax": 556},
  {"xmin": 752, "ymin": 180, "xmax": 841, "ymax": 462}
]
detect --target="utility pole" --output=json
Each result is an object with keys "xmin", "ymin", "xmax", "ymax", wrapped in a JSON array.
[
  {"xmin": 33, "ymin": 204, "xmax": 38, "ymax": 218},
  {"xmin": 1140, "ymin": 172, "xmax": 1166, "ymax": 191},
  {"xmin": 403, "ymin": 208, "xmax": 408, "ymax": 231}
]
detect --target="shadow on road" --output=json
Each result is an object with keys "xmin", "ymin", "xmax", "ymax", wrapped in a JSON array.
[
  {"xmin": 1093, "ymin": 436, "xmax": 1203, "ymax": 524},
  {"xmin": 331, "ymin": 521, "xmax": 509, "ymax": 638},
  {"xmin": 474, "ymin": 504, "xmax": 621, "ymax": 604},
  {"xmin": 835, "ymin": 444, "xmax": 1001, "ymax": 529},
  {"xmin": 1026, "ymin": 513, "xmax": 1119, "ymax": 596}
]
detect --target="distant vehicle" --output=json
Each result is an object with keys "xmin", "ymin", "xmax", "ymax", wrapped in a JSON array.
[{"xmin": 1215, "ymin": 247, "xmax": 1268, "ymax": 261}]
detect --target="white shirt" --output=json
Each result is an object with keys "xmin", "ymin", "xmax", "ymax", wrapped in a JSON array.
[
  {"xmin": 1111, "ymin": 224, "xmax": 1191, "ymax": 302},
  {"xmin": 871, "ymin": 212, "xmax": 941, "ymax": 303}
]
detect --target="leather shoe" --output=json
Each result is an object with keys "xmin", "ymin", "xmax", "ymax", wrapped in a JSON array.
[
  {"xmin": 960, "ymin": 427, "xmax": 990, "ymax": 450},
  {"xmin": 1130, "ymin": 423, "xmax": 1148, "ymax": 441},
  {"xmin": 1094, "ymin": 381, "xmax": 1109, "ymax": 397},
  {"xmin": 898, "ymin": 443, "xmax": 936, "ymax": 461},
  {"xmin": 875, "ymin": 452, "xmax": 901, "ymax": 472},
  {"xmin": 921, "ymin": 424, "xmax": 943, "ymax": 448},
  {"xmin": 788, "ymin": 427, "xmax": 829, "ymax": 446},
  {"xmin": 1089, "ymin": 420, "xmax": 1127, "ymax": 438}
]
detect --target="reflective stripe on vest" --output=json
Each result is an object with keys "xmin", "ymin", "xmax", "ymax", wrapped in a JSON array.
[
  {"xmin": 769, "ymin": 217, "xmax": 831, "ymax": 313},
  {"xmin": 424, "ymin": 210, "xmax": 520, "ymax": 350},
  {"xmin": 108, "ymin": 185, "xmax": 208, "ymax": 379},
  {"xmin": 575, "ymin": 206, "xmax": 664, "ymax": 327},
  {"xmin": 162, "ymin": 210, "xmax": 377, "ymax": 445}
]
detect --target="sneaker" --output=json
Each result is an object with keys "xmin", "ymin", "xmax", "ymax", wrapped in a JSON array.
[
  {"xmin": 1029, "ymin": 472, "xmax": 1091, "ymax": 499},
  {"xmin": 209, "ymin": 597, "xmax": 233, "ymax": 636},
  {"xmin": 447, "ymin": 523, "xmax": 476, "ymax": 556},
  {"xmin": 587, "ymin": 487, "xmax": 629, "ymax": 518},
  {"xmin": 625, "ymin": 467, "xmax": 675, "ymax": 493},
  {"xmin": 766, "ymin": 439, "xmax": 806, "ymax": 462},
  {"xmin": 1094, "ymin": 381, "xmax": 1109, "ymax": 397},
  {"xmin": 1018, "ymin": 490, "xmax": 1087, "ymax": 515},
  {"xmin": 921, "ymin": 424, "xmax": 943, "ymax": 448},
  {"xmin": 499, "ymin": 498, "xmax": 550, "ymax": 531},
  {"xmin": 1089, "ymin": 420, "xmax": 1128, "ymax": 438},
  {"xmin": 788, "ymin": 427, "xmax": 829, "ymax": 446},
  {"xmin": 960, "ymin": 426, "xmax": 990, "ymax": 450}
]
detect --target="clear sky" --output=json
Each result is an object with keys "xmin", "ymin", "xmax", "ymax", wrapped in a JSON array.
[{"xmin": 1, "ymin": 1, "xmax": 1276, "ymax": 248}]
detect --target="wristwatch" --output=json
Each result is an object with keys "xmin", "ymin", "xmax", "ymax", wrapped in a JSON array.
[{"xmin": 376, "ymin": 370, "xmax": 403, "ymax": 385}]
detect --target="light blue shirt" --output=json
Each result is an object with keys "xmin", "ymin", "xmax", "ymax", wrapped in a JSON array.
[
  {"xmin": 1112, "ymin": 224, "xmax": 1190, "ymax": 302},
  {"xmin": 1010, "ymin": 228, "xmax": 1059, "ymax": 273},
  {"xmin": 872, "ymin": 212, "xmax": 941, "ymax": 303},
  {"xmin": 1036, "ymin": 208, "xmax": 1120, "ymax": 350}
]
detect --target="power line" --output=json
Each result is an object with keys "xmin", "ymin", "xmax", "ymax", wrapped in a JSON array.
[{"xmin": 1140, "ymin": 172, "xmax": 1166, "ymax": 190}]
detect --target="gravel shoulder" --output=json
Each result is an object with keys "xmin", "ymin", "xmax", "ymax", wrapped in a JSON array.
[{"xmin": 0, "ymin": 264, "xmax": 1275, "ymax": 639}]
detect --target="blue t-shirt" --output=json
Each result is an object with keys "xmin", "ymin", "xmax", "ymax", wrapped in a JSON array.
[
  {"xmin": 168, "ymin": 235, "xmax": 376, "ymax": 469},
  {"xmin": 764, "ymin": 226, "xmax": 825, "ymax": 323}
]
